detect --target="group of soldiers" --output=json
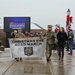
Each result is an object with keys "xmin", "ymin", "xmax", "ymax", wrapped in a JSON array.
[{"xmin": 11, "ymin": 25, "xmax": 58, "ymax": 62}]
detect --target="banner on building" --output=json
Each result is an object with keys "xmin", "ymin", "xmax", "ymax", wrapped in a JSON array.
[{"xmin": 9, "ymin": 37, "xmax": 46, "ymax": 58}]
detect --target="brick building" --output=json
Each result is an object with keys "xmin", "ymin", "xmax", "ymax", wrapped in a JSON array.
[
  {"xmin": 0, "ymin": 29, "xmax": 46, "ymax": 38},
  {"xmin": 0, "ymin": 29, "xmax": 6, "ymax": 38}
]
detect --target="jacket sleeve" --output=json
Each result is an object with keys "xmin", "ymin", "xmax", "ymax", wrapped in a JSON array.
[
  {"xmin": 53, "ymin": 32, "xmax": 58, "ymax": 44},
  {"xmin": 65, "ymin": 32, "xmax": 68, "ymax": 41},
  {"xmin": 57, "ymin": 33, "xmax": 60, "ymax": 41}
]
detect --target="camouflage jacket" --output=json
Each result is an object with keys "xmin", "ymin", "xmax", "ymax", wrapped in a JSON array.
[
  {"xmin": 44, "ymin": 31, "xmax": 58, "ymax": 45},
  {"xmin": 15, "ymin": 33, "xmax": 25, "ymax": 38}
]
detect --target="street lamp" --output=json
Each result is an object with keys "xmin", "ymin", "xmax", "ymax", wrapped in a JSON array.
[
  {"xmin": 67, "ymin": 9, "xmax": 71, "ymax": 15},
  {"xmin": 66, "ymin": 9, "xmax": 73, "ymax": 35}
]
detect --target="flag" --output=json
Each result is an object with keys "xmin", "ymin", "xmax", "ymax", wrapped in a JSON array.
[{"xmin": 66, "ymin": 24, "xmax": 71, "ymax": 35}]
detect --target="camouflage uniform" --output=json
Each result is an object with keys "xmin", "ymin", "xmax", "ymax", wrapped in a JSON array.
[
  {"xmin": 15, "ymin": 33, "xmax": 25, "ymax": 38},
  {"xmin": 44, "ymin": 25, "xmax": 58, "ymax": 61},
  {"xmin": 15, "ymin": 32, "xmax": 25, "ymax": 62}
]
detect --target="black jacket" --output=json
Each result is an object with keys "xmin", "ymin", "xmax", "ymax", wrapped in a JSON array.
[
  {"xmin": 11, "ymin": 33, "xmax": 15, "ymax": 38},
  {"xmin": 57, "ymin": 32, "xmax": 68, "ymax": 46}
]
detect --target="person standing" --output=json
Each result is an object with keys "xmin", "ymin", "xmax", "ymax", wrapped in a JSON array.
[
  {"xmin": 15, "ymin": 29, "xmax": 25, "ymax": 38},
  {"xmin": 42, "ymin": 25, "xmax": 58, "ymax": 62},
  {"xmin": 68, "ymin": 29, "xmax": 74, "ymax": 55},
  {"xmin": 11, "ymin": 30, "xmax": 17, "ymax": 38},
  {"xmin": 57, "ymin": 27, "xmax": 67, "ymax": 61},
  {"xmin": 25, "ymin": 31, "xmax": 30, "ymax": 38},
  {"xmin": 15, "ymin": 28, "xmax": 25, "ymax": 62}
]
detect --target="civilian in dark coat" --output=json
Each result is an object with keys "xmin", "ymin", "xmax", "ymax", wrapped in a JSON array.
[
  {"xmin": 57, "ymin": 27, "xmax": 67, "ymax": 60},
  {"xmin": 11, "ymin": 30, "xmax": 17, "ymax": 38},
  {"xmin": 68, "ymin": 29, "xmax": 74, "ymax": 55}
]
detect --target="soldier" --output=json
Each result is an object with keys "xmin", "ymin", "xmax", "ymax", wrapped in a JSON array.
[
  {"xmin": 15, "ymin": 28, "xmax": 25, "ymax": 62},
  {"xmin": 43, "ymin": 25, "xmax": 58, "ymax": 62},
  {"xmin": 15, "ymin": 28, "xmax": 25, "ymax": 38}
]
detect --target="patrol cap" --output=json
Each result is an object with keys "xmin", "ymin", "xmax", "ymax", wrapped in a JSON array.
[{"xmin": 48, "ymin": 25, "xmax": 52, "ymax": 28}]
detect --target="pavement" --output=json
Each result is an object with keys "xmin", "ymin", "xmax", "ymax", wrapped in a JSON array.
[{"xmin": 0, "ymin": 49, "xmax": 75, "ymax": 75}]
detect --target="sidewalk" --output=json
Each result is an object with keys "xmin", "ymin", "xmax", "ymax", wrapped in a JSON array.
[{"xmin": 0, "ymin": 49, "xmax": 75, "ymax": 75}]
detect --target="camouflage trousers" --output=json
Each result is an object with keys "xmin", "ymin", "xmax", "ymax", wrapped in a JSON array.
[{"xmin": 46, "ymin": 44, "xmax": 54, "ymax": 59}]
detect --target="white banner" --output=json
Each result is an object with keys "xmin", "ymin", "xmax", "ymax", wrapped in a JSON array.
[{"xmin": 9, "ymin": 37, "xmax": 46, "ymax": 58}]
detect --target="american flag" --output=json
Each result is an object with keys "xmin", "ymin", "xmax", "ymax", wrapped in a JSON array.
[{"xmin": 66, "ymin": 24, "xmax": 71, "ymax": 35}]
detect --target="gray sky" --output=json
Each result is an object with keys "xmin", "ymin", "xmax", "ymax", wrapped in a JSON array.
[{"xmin": 0, "ymin": 0, "xmax": 75, "ymax": 30}]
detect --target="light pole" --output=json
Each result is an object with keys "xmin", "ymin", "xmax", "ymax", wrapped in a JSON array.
[
  {"xmin": 67, "ymin": 9, "xmax": 71, "ymax": 15},
  {"xmin": 66, "ymin": 9, "xmax": 73, "ymax": 35}
]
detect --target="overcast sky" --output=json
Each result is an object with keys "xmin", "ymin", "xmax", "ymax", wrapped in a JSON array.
[{"xmin": 0, "ymin": 0, "xmax": 75, "ymax": 30}]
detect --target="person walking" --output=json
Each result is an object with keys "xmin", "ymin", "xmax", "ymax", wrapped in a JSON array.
[
  {"xmin": 68, "ymin": 29, "xmax": 74, "ymax": 55},
  {"xmin": 15, "ymin": 28, "xmax": 25, "ymax": 62},
  {"xmin": 57, "ymin": 27, "xmax": 67, "ymax": 61},
  {"xmin": 42, "ymin": 25, "xmax": 58, "ymax": 62},
  {"xmin": 15, "ymin": 29, "xmax": 25, "ymax": 38}
]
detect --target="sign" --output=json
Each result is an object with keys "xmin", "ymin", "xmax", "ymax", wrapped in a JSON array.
[
  {"xmin": 9, "ymin": 37, "xmax": 46, "ymax": 58},
  {"xmin": 4, "ymin": 17, "xmax": 30, "ymax": 32},
  {"xmin": 24, "ymin": 47, "xmax": 33, "ymax": 56}
]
